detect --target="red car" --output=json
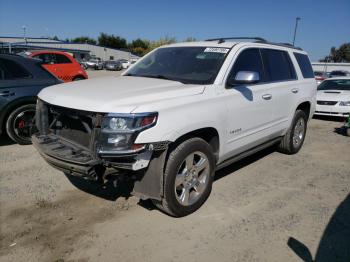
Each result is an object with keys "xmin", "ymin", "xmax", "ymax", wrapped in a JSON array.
[{"xmin": 25, "ymin": 51, "xmax": 88, "ymax": 82}]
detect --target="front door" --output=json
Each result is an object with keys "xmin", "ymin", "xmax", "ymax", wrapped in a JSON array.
[{"xmin": 222, "ymin": 48, "xmax": 275, "ymax": 159}]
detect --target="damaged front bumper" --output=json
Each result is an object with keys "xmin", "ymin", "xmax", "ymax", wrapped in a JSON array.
[{"xmin": 32, "ymin": 133, "xmax": 154, "ymax": 179}]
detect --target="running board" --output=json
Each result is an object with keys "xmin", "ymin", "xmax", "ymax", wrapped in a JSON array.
[{"xmin": 216, "ymin": 137, "xmax": 282, "ymax": 170}]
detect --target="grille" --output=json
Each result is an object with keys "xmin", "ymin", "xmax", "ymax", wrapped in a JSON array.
[
  {"xmin": 317, "ymin": 100, "xmax": 338, "ymax": 106},
  {"xmin": 47, "ymin": 105, "xmax": 97, "ymax": 148}
]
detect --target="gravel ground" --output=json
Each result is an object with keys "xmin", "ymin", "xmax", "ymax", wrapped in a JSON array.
[{"xmin": 0, "ymin": 71, "xmax": 349, "ymax": 261}]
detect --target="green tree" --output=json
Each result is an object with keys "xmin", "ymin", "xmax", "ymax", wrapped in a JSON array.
[
  {"xmin": 70, "ymin": 36, "xmax": 97, "ymax": 45},
  {"xmin": 98, "ymin": 33, "xmax": 127, "ymax": 49},
  {"xmin": 320, "ymin": 43, "xmax": 350, "ymax": 62},
  {"xmin": 128, "ymin": 38, "xmax": 150, "ymax": 56}
]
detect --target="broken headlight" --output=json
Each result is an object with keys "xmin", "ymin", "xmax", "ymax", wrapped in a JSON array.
[{"xmin": 98, "ymin": 113, "xmax": 157, "ymax": 154}]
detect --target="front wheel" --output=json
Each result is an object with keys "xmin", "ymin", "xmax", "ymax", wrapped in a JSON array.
[
  {"xmin": 152, "ymin": 138, "xmax": 215, "ymax": 217},
  {"xmin": 278, "ymin": 109, "xmax": 308, "ymax": 154},
  {"xmin": 5, "ymin": 104, "xmax": 36, "ymax": 145},
  {"xmin": 73, "ymin": 76, "xmax": 85, "ymax": 81}
]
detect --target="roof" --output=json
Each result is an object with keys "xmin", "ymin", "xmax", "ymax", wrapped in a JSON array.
[
  {"xmin": 0, "ymin": 43, "xmax": 89, "ymax": 53},
  {"xmin": 163, "ymin": 40, "xmax": 305, "ymax": 53},
  {"xmin": 0, "ymin": 36, "xmax": 62, "ymax": 43},
  {"xmin": 0, "ymin": 53, "xmax": 41, "ymax": 63}
]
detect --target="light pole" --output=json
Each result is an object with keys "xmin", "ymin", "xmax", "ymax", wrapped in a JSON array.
[
  {"xmin": 22, "ymin": 25, "xmax": 27, "ymax": 44},
  {"xmin": 292, "ymin": 17, "xmax": 301, "ymax": 46}
]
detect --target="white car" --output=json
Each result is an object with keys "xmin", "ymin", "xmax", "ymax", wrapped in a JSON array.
[
  {"xmin": 32, "ymin": 37, "xmax": 316, "ymax": 217},
  {"xmin": 315, "ymin": 77, "xmax": 350, "ymax": 118},
  {"xmin": 119, "ymin": 59, "xmax": 131, "ymax": 69}
]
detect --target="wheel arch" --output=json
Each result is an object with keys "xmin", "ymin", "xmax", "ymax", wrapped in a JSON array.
[
  {"xmin": 72, "ymin": 74, "xmax": 87, "ymax": 81},
  {"xmin": 169, "ymin": 127, "xmax": 220, "ymax": 163},
  {"xmin": 296, "ymin": 101, "xmax": 311, "ymax": 120},
  {"xmin": 0, "ymin": 97, "xmax": 37, "ymax": 132}
]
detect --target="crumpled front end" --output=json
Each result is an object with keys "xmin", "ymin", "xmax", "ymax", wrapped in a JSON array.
[{"xmin": 32, "ymin": 99, "xmax": 158, "ymax": 178}]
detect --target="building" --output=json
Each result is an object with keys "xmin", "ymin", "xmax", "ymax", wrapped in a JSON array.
[
  {"xmin": 0, "ymin": 36, "xmax": 137, "ymax": 62},
  {"xmin": 312, "ymin": 62, "xmax": 350, "ymax": 73}
]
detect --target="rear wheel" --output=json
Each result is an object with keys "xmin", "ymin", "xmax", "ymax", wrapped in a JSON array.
[
  {"xmin": 278, "ymin": 110, "xmax": 307, "ymax": 154},
  {"xmin": 5, "ymin": 104, "xmax": 36, "ymax": 145},
  {"xmin": 152, "ymin": 138, "xmax": 215, "ymax": 217}
]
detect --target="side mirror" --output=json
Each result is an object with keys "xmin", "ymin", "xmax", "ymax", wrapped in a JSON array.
[{"xmin": 227, "ymin": 71, "xmax": 260, "ymax": 86}]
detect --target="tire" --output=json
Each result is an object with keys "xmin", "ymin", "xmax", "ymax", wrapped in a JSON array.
[
  {"xmin": 73, "ymin": 77, "xmax": 85, "ymax": 81},
  {"xmin": 278, "ymin": 109, "xmax": 308, "ymax": 154},
  {"xmin": 152, "ymin": 138, "xmax": 215, "ymax": 217},
  {"xmin": 5, "ymin": 104, "xmax": 36, "ymax": 145},
  {"xmin": 346, "ymin": 127, "xmax": 350, "ymax": 137}
]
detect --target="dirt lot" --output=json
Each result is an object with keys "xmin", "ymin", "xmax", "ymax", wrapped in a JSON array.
[{"xmin": 0, "ymin": 71, "xmax": 349, "ymax": 262}]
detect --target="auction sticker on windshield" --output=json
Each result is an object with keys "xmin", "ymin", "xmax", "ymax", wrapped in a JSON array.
[{"xmin": 204, "ymin": 47, "xmax": 230, "ymax": 53}]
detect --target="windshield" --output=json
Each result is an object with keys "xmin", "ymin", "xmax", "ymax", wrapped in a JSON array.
[
  {"xmin": 318, "ymin": 79, "xmax": 350, "ymax": 91},
  {"xmin": 125, "ymin": 46, "xmax": 230, "ymax": 84}
]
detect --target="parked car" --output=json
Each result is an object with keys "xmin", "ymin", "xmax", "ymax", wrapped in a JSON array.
[
  {"xmin": 315, "ymin": 77, "xmax": 350, "ymax": 118},
  {"xmin": 0, "ymin": 54, "xmax": 61, "ymax": 144},
  {"xmin": 22, "ymin": 51, "xmax": 88, "ymax": 82},
  {"xmin": 104, "ymin": 60, "xmax": 123, "ymax": 71},
  {"xmin": 314, "ymin": 71, "xmax": 327, "ymax": 85},
  {"xmin": 85, "ymin": 58, "xmax": 104, "ymax": 70},
  {"xmin": 118, "ymin": 59, "xmax": 131, "ymax": 69},
  {"xmin": 32, "ymin": 38, "xmax": 316, "ymax": 217},
  {"xmin": 329, "ymin": 70, "xmax": 350, "ymax": 78}
]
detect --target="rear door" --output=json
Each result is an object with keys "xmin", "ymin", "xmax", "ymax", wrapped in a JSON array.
[
  {"xmin": 260, "ymin": 48, "xmax": 299, "ymax": 132},
  {"xmin": 53, "ymin": 53, "xmax": 74, "ymax": 81},
  {"xmin": 0, "ymin": 58, "xmax": 43, "ymax": 110}
]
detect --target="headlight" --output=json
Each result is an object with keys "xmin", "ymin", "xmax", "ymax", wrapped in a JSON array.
[
  {"xmin": 339, "ymin": 101, "xmax": 350, "ymax": 106},
  {"xmin": 98, "ymin": 113, "xmax": 157, "ymax": 154}
]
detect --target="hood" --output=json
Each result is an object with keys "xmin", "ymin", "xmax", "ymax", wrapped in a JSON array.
[
  {"xmin": 38, "ymin": 76, "xmax": 205, "ymax": 113},
  {"xmin": 317, "ymin": 89, "xmax": 350, "ymax": 101}
]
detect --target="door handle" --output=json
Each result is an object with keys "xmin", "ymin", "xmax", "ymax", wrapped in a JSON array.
[
  {"xmin": 0, "ymin": 90, "xmax": 14, "ymax": 97},
  {"xmin": 262, "ymin": 94, "xmax": 272, "ymax": 100},
  {"xmin": 291, "ymin": 88, "xmax": 299, "ymax": 94}
]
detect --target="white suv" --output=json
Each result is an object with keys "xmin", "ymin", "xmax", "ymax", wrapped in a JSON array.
[{"xmin": 33, "ymin": 37, "xmax": 317, "ymax": 217}]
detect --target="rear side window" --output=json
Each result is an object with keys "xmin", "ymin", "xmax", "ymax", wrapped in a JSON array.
[
  {"xmin": 0, "ymin": 58, "xmax": 32, "ymax": 80},
  {"xmin": 261, "ymin": 49, "xmax": 296, "ymax": 81},
  {"xmin": 294, "ymin": 53, "xmax": 314, "ymax": 78},
  {"xmin": 229, "ymin": 48, "xmax": 266, "ymax": 82},
  {"xmin": 34, "ymin": 53, "xmax": 54, "ymax": 64},
  {"xmin": 54, "ymin": 54, "xmax": 72, "ymax": 64}
]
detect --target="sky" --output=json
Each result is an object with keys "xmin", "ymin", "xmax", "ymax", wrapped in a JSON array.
[{"xmin": 0, "ymin": 0, "xmax": 349, "ymax": 61}]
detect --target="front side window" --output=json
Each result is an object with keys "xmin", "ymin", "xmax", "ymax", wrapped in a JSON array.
[
  {"xmin": 126, "ymin": 47, "xmax": 230, "ymax": 84},
  {"xmin": 294, "ymin": 53, "xmax": 314, "ymax": 78},
  {"xmin": 261, "ymin": 49, "xmax": 296, "ymax": 81},
  {"xmin": 318, "ymin": 79, "xmax": 350, "ymax": 91},
  {"xmin": 228, "ymin": 48, "xmax": 265, "ymax": 82},
  {"xmin": 0, "ymin": 58, "xmax": 32, "ymax": 80}
]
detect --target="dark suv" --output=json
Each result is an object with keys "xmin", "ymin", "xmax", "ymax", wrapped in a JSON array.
[{"xmin": 0, "ymin": 54, "xmax": 61, "ymax": 144}]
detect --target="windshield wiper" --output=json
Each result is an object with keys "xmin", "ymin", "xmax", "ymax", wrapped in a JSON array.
[{"xmin": 126, "ymin": 74, "xmax": 187, "ymax": 84}]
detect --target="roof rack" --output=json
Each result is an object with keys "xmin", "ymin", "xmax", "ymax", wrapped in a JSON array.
[
  {"xmin": 205, "ymin": 37, "xmax": 303, "ymax": 50},
  {"xmin": 269, "ymin": 42, "xmax": 303, "ymax": 51},
  {"xmin": 205, "ymin": 37, "xmax": 267, "ymax": 44}
]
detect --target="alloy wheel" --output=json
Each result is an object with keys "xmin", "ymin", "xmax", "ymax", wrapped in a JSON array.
[{"xmin": 174, "ymin": 151, "xmax": 210, "ymax": 206}]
